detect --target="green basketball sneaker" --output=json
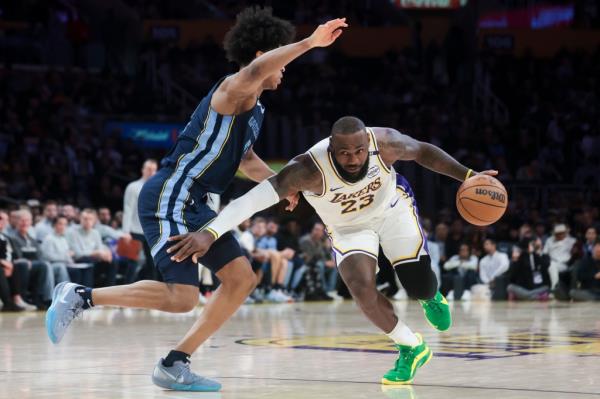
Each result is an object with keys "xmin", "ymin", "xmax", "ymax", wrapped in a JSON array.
[
  {"xmin": 382, "ymin": 333, "xmax": 432, "ymax": 385},
  {"xmin": 419, "ymin": 291, "xmax": 452, "ymax": 331}
]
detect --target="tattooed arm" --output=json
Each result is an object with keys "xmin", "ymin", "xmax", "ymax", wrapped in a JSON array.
[
  {"xmin": 268, "ymin": 153, "xmax": 323, "ymax": 198},
  {"xmin": 373, "ymin": 127, "xmax": 496, "ymax": 182},
  {"xmin": 167, "ymin": 154, "xmax": 322, "ymax": 262}
]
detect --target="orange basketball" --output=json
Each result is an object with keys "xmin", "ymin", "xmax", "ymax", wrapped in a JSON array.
[{"xmin": 456, "ymin": 174, "xmax": 508, "ymax": 226}]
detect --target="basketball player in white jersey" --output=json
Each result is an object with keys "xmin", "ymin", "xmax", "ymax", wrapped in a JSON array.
[{"xmin": 167, "ymin": 116, "xmax": 497, "ymax": 384}]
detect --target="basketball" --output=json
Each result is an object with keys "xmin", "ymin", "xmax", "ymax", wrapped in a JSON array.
[{"xmin": 456, "ymin": 174, "xmax": 508, "ymax": 226}]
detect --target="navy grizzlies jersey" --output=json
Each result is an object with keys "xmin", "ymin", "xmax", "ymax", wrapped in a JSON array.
[{"xmin": 161, "ymin": 76, "xmax": 265, "ymax": 197}]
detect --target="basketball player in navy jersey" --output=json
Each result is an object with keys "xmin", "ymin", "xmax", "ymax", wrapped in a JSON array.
[{"xmin": 46, "ymin": 8, "xmax": 347, "ymax": 392}]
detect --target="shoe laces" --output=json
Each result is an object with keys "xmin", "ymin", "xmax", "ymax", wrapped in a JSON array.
[
  {"xmin": 394, "ymin": 345, "xmax": 416, "ymax": 371},
  {"xmin": 421, "ymin": 298, "xmax": 443, "ymax": 313}
]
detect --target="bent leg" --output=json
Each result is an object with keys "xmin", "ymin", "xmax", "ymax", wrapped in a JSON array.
[
  {"xmin": 175, "ymin": 256, "xmax": 256, "ymax": 354},
  {"xmin": 338, "ymin": 254, "xmax": 399, "ymax": 334}
]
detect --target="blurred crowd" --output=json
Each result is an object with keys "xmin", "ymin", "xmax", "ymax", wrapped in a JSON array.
[{"xmin": 1, "ymin": 194, "xmax": 598, "ymax": 312}]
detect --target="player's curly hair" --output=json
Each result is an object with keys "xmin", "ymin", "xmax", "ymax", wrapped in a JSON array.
[{"xmin": 223, "ymin": 6, "xmax": 295, "ymax": 67}]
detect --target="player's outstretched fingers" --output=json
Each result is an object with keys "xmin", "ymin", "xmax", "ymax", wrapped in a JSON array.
[
  {"xmin": 172, "ymin": 239, "xmax": 194, "ymax": 262},
  {"xmin": 166, "ymin": 234, "xmax": 188, "ymax": 254}
]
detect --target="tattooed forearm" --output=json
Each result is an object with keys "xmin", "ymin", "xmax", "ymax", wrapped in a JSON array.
[
  {"xmin": 415, "ymin": 142, "xmax": 469, "ymax": 182},
  {"xmin": 269, "ymin": 154, "xmax": 323, "ymax": 198},
  {"xmin": 374, "ymin": 127, "xmax": 470, "ymax": 182}
]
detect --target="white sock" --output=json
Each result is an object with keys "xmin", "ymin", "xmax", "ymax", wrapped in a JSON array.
[{"xmin": 386, "ymin": 319, "xmax": 419, "ymax": 346}]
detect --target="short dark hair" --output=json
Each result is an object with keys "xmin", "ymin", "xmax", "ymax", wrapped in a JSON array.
[
  {"xmin": 485, "ymin": 238, "xmax": 496, "ymax": 245},
  {"xmin": 331, "ymin": 116, "xmax": 366, "ymax": 136},
  {"xmin": 52, "ymin": 215, "xmax": 68, "ymax": 226},
  {"xmin": 44, "ymin": 200, "xmax": 57, "ymax": 209},
  {"xmin": 224, "ymin": 6, "xmax": 295, "ymax": 67}
]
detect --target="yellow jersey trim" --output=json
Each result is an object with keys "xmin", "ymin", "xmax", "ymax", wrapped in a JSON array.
[{"xmin": 307, "ymin": 151, "xmax": 327, "ymax": 197}]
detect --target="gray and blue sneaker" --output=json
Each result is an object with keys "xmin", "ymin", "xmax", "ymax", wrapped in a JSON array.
[
  {"xmin": 152, "ymin": 359, "xmax": 222, "ymax": 392},
  {"xmin": 46, "ymin": 282, "xmax": 86, "ymax": 344}
]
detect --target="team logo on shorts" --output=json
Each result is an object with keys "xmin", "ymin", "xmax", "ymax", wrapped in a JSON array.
[
  {"xmin": 367, "ymin": 165, "xmax": 380, "ymax": 179},
  {"xmin": 237, "ymin": 329, "xmax": 600, "ymax": 361}
]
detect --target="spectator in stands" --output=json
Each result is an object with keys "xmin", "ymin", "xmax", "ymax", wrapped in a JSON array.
[
  {"xmin": 240, "ymin": 217, "xmax": 269, "ymax": 302},
  {"xmin": 41, "ymin": 216, "xmax": 74, "ymax": 282},
  {"xmin": 479, "ymin": 238, "xmax": 510, "ymax": 299},
  {"xmin": 276, "ymin": 219, "xmax": 306, "ymax": 294},
  {"xmin": 543, "ymin": 224, "xmax": 576, "ymax": 288},
  {"xmin": 434, "ymin": 222, "xmax": 449, "ymax": 265},
  {"xmin": 60, "ymin": 204, "xmax": 77, "ymax": 228},
  {"xmin": 569, "ymin": 242, "xmax": 600, "ymax": 301},
  {"xmin": 0, "ymin": 210, "xmax": 34, "ymax": 310},
  {"xmin": 256, "ymin": 219, "xmax": 292, "ymax": 303},
  {"xmin": 95, "ymin": 207, "xmax": 130, "ymax": 243},
  {"xmin": 4, "ymin": 210, "xmax": 20, "ymax": 236},
  {"xmin": 422, "ymin": 220, "xmax": 441, "ymax": 288},
  {"xmin": 122, "ymin": 159, "xmax": 158, "ymax": 280},
  {"xmin": 0, "ymin": 213, "xmax": 24, "ymax": 311},
  {"xmin": 445, "ymin": 220, "xmax": 465, "ymax": 259},
  {"xmin": 98, "ymin": 207, "xmax": 112, "ymax": 226},
  {"xmin": 236, "ymin": 219, "xmax": 254, "ymax": 256},
  {"xmin": 0, "ymin": 211, "xmax": 8, "ymax": 235},
  {"xmin": 507, "ymin": 238, "xmax": 551, "ymax": 301},
  {"xmin": 67, "ymin": 208, "xmax": 116, "ymax": 287},
  {"xmin": 299, "ymin": 222, "xmax": 335, "ymax": 301},
  {"xmin": 442, "ymin": 243, "xmax": 478, "ymax": 300},
  {"xmin": 582, "ymin": 227, "xmax": 598, "ymax": 258},
  {"xmin": 8, "ymin": 209, "xmax": 54, "ymax": 309},
  {"xmin": 534, "ymin": 223, "xmax": 548, "ymax": 245},
  {"xmin": 97, "ymin": 207, "xmax": 138, "ymax": 284},
  {"xmin": 34, "ymin": 200, "xmax": 58, "ymax": 242}
]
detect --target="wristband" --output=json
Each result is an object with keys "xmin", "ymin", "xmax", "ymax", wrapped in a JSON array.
[{"xmin": 465, "ymin": 169, "xmax": 474, "ymax": 180}]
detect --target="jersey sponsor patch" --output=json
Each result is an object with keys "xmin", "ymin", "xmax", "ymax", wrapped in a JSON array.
[{"xmin": 367, "ymin": 165, "xmax": 380, "ymax": 178}]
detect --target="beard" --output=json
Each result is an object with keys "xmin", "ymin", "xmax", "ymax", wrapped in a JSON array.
[{"xmin": 331, "ymin": 154, "xmax": 370, "ymax": 183}]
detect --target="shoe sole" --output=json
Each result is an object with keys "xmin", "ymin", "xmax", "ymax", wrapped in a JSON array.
[
  {"xmin": 380, "ymin": 347, "xmax": 433, "ymax": 385},
  {"xmin": 152, "ymin": 375, "xmax": 221, "ymax": 392},
  {"xmin": 45, "ymin": 281, "xmax": 70, "ymax": 344},
  {"xmin": 168, "ymin": 383, "xmax": 221, "ymax": 392}
]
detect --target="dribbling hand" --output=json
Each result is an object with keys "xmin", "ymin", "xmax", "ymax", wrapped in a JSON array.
[
  {"xmin": 307, "ymin": 18, "xmax": 348, "ymax": 48},
  {"xmin": 167, "ymin": 231, "xmax": 216, "ymax": 263},
  {"xmin": 477, "ymin": 170, "xmax": 499, "ymax": 177}
]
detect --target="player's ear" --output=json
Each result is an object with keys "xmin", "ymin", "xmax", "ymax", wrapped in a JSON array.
[{"xmin": 255, "ymin": 50, "xmax": 264, "ymax": 59}]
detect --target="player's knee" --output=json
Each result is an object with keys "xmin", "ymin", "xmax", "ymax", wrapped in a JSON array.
[
  {"xmin": 397, "ymin": 255, "xmax": 437, "ymax": 300},
  {"xmin": 165, "ymin": 286, "xmax": 198, "ymax": 313},
  {"xmin": 344, "ymin": 276, "xmax": 377, "ymax": 306},
  {"xmin": 406, "ymin": 282, "xmax": 436, "ymax": 300},
  {"xmin": 222, "ymin": 264, "xmax": 257, "ymax": 294}
]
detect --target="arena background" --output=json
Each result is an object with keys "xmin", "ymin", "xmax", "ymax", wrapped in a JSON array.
[
  {"xmin": 1, "ymin": 1, "xmax": 600, "ymax": 397},
  {"xmin": 1, "ymin": 0, "xmax": 598, "ymax": 236}
]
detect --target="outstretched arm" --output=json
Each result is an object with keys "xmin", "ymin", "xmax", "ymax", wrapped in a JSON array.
[
  {"xmin": 167, "ymin": 154, "xmax": 322, "ymax": 262},
  {"xmin": 217, "ymin": 19, "xmax": 347, "ymax": 102},
  {"xmin": 374, "ymin": 127, "xmax": 497, "ymax": 182},
  {"xmin": 238, "ymin": 147, "xmax": 276, "ymax": 182}
]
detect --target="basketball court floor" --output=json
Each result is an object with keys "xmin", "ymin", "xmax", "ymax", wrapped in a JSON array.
[{"xmin": 1, "ymin": 300, "xmax": 599, "ymax": 398}]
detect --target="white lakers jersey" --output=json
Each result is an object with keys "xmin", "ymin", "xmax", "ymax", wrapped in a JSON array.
[{"xmin": 303, "ymin": 128, "xmax": 397, "ymax": 228}]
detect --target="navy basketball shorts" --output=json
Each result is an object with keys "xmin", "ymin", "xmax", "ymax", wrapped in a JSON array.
[{"xmin": 138, "ymin": 168, "xmax": 244, "ymax": 286}]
